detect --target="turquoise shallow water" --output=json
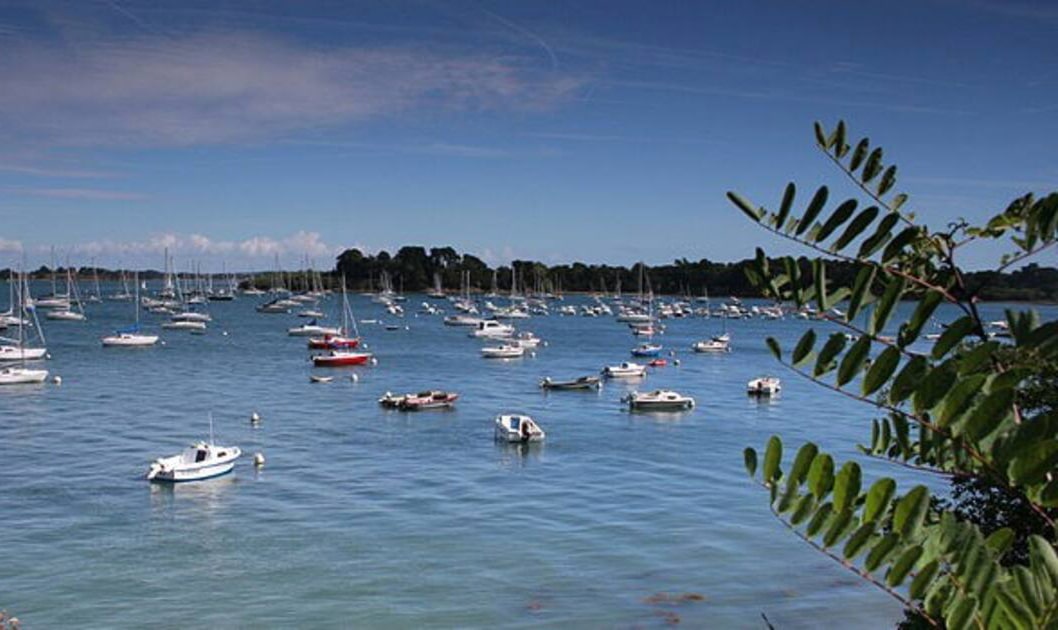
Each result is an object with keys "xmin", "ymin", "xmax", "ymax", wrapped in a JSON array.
[{"xmin": 1, "ymin": 285, "xmax": 1051, "ymax": 628}]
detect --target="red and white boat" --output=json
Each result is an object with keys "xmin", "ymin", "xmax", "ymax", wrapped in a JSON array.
[
  {"xmin": 399, "ymin": 390, "xmax": 459, "ymax": 411},
  {"xmin": 312, "ymin": 350, "xmax": 373, "ymax": 367}
]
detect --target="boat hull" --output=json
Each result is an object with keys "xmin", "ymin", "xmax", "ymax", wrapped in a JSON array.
[
  {"xmin": 0, "ymin": 367, "xmax": 49, "ymax": 385},
  {"xmin": 312, "ymin": 352, "xmax": 372, "ymax": 367}
]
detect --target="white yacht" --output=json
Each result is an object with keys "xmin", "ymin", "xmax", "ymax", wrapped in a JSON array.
[
  {"xmin": 625, "ymin": 390, "xmax": 695, "ymax": 411},
  {"xmin": 469, "ymin": 320, "xmax": 515, "ymax": 338}
]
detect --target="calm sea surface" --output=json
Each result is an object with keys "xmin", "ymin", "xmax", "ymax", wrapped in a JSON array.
[{"xmin": 2, "ymin": 283, "xmax": 1052, "ymax": 628}]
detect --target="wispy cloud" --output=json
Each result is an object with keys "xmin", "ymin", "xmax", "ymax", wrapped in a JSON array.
[
  {"xmin": 3, "ymin": 186, "xmax": 145, "ymax": 200},
  {"xmin": 56, "ymin": 230, "xmax": 340, "ymax": 263},
  {"xmin": 0, "ymin": 238, "xmax": 23, "ymax": 253},
  {"xmin": 0, "ymin": 163, "xmax": 116, "ymax": 178},
  {"xmin": 0, "ymin": 30, "xmax": 585, "ymax": 148}
]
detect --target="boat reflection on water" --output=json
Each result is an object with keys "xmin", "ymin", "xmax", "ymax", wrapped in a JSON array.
[
  {"xmin": 148, "ymin": 474, "xmax": 238, "ymax": 514},
  {"xmin": 495, "ymin": 439, "xmax": 544, "ymax": 467}
]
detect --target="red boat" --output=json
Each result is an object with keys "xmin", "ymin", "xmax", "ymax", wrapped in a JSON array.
[
  {"xmin": 308, "ymin": 334, "xmax": 361, "ymax": 350},
  {"xmin": 648, "ymin": 358, "xmax": 668, "ymax": 367},
  {"xmin": 399, "ymin": 390, "xmax": 459, "ymax": 411},
  {"xmin": 312, "ymin": 350, "xmax": 373, "ymax": 367}
]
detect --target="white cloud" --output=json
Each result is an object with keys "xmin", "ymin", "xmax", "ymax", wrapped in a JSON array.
[
  {"xmin": 0, "ymin": 30, "xmax": 584, "ymax": 148},
  {"xmin": 0, "ymin": 237, "xmax": 23, "ymax": 253}
]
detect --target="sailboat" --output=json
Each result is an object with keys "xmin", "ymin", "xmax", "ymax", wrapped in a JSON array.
[
  {"xmin": 84, "ymin": 261, "xmax": 103, "ymax": 303},
  {"xmin": 45, "ymin": 267, "xmax": 87, "ymax": 321},
  {"xmin": 108, "ymin": 267, "xmax": 133, "ymax": 301},
  {"xmin": 308, "ymin": 277, "xmax": 362, "ymax": 349},
  {"xmin": 427, "ymin": 271, "xmax": 446, "ymax": 299},
  {"xmin": 102, "ymin": 272, "xmax": 159, "ymax": 347},
  {"xmin": 0, "ymin": 269, "xmax": 49, "ymax": 383},
  {"xmin": 35, "ymin": 248, "xmax": 71, "ymax": 309},
  {"xmin": 629, "ymin": 263, "xmax": 662, "ymax": 356}
]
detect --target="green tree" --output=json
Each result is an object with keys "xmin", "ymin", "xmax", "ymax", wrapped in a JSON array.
[{"xmin": 730, "ymin": 120, "xmax": 1058, "ymax": 628}]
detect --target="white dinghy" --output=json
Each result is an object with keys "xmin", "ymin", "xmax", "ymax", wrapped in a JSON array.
[
  {"xmin": 494, "ymin": 414, "xmax": 545, "ymax": 443},
  {"xmin": 747, "ymin": 376, "xmax": 782, "ymax": 397},
  {"xmin": 601, "ymin": 361, "xmax": 647, "ymax": 378},
  {"xmin": 481, "ymin": 344, "xmax": 525, "ymax": 359}
]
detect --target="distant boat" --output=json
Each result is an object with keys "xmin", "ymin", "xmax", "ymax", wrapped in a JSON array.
[
  {"xmin": 494, "ymin": 414, "xmax": 545, "ymax": 442},
  {"xmin": 398, "ymin": 390, "xmax": 458, "ymax": 411},
  {"xmin": 602, "ymin": 362, "xmax": 647, "ymax": 378},
  {"xmin": 102, "ymin": 273, "xmax": 159, "ymax": 347},
  {"xmin": 631, "ymin": 343, "xmax": 662, "ymax": 357},
  {"xmin": 747, "ymin": 376, "xmax": 782, "ymax": 397},
  {"xmin": 539, "ymin": 375, "xmax": 601, "ymax": 390},
  {"xmin": 692, "ymin": 334, "xmax": 730, "ymax": 353},
  {"xmin": 0, "ymin": 270, "xmax": 48, "ymax": 365},
  {"xmin": 624, "ymin": 389, "xmax": 695, "ymax": 411},
  {"xmin": 146, "ymin": 415, "xmax": 240, "ymax": 483},
  {"xmin": 312, "ymin": 350, "xmax": 372, "ymax": 367},
  {"xmin": 480, "ymin": 344, "xmax": 525, "ymax": 359}
]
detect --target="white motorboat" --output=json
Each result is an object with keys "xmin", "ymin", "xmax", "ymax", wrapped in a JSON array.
[
  {"xmin": 162, "ymin": 320, "xmax": 207, "ymax": 331},
  {"xmin": 481, "ymin": 344, "xmax": 525, "ymax": 359},
  {"xmin": 297, "ymin": 309, "xmax": 325, "ymax": 318},
  {"xmin": 0, "ymin": 366, "xmax": 49, "ymax": 385},
  {"xmin": 469, "ymin": 320, "xmax": 515, "ymax": 338},
  {"xmin": 601, "ymin": 361, "xmax": 647, "ymax": 378},
  {"xmin": 494, "ymin": 414, "xmax": 545, "ymax": 442},
  {"xmin": 146, "ymin": 415, "xmax": 241, "ymax": 482},
  {"xmin": 146, "ymin": 441, "xmax": 241, "ymax": 482},
  {"xmin": 45, "ymin": 308, "xmax": 86, "ymax": 321},
  {"xmin": 625, "ymin": 389, "xmax": 695, "ymax": 411},
  {"xmin": 693, "ymin": 334, "xmax": 731, "ymax": 353},
  {"xmin": 288, "ymin": 321, "xmax": 342, "ymax": 337},
  {"xmin": 539, "ymin": 375, "xmax": 601, "ymax": 390},
  {"xmin": 747, "ymin": 376, "xmax": 782, "ymax": 396},
  {"xmin": 443, "ymin": 314, "xmax": 483, "ymax": 327},
  {"xmin": 509, "ymin": 332, "xmax": 542, "ymax": 348}
]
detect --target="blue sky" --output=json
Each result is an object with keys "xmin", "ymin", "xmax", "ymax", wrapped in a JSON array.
[{"xmin": 0, "ymin": 0, "xmax": 1055, "ymax": 271}]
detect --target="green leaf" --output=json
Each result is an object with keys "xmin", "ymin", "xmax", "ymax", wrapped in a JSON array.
[
  {"xmin": 893, "ymin": 485, "xmax": 930, "ymax": 538},
  {"xmin": 877, "ymin": 165, "xmax": 898, "ymax": 196},
  {"xmin": 846, "ymin": 265, "xmax": 876, "ymax": 323},
  {"xmin": 813, "ymin": 121, "xmax": 828, "ymax": 147},
  {"xmin": 985, "ymin": 528, "xmax": 1015, "ymax": 557},
  {"xmin": 857, "ymin": 212, "xmax": 900, "ymax": 259},
  {"xmin": 743, "ymin": 447, "xmax": 758, "ymax": 477},
  {"xmin": 790, "ymin": 494, "xmax": 816, "ymax": 525},
  {"xmin": 870, "ymin": 276, "xmax": 906, "ymax": 336},
  {"xmin": 807, "ymin": 453, "xmax": 835, "ymax": 499},
  {"xmin": 832, "ymin": 120, "xmax": 847, "ymax": 154},
  {"xmin": 1013, "ymin": 566, "xmax": 1043, "ymax": 618},
  {"xmin": 863, "ymin": 478, "xmax": 896, "ymax": 523},
  {"xmin": 899, "ymin": 290, "xmax": 943, "ymax": 347},
  {"xmin": 762, "ymin": 435, "xmax": 783, "ymax": 483},
  {"xmin": 848, "ymin": 138, "xmax": 870, "ymax": 171},
  {"xmin": 1009, "ymin": 440, "xmax": 1058, "ymax": 485},
  {"xmin": 765, "ymin": 336, "xmax": 782, "ymax": 361},
  {"xmin": 887, "ymin": 545, "xmax": 923, "ymax": 587},
  {"xmin": 815, "ymin": 199, "xmax": 858, "ymax": 243},
  {"xmin": 865, "ymin": 534, "xmax": 900, "ymax": 572},
  {"xmin": 909, "ymin": 559, "xmax": 940, "ymax": 600},
  {"xmin": 805, "ymin": 502, "xmax": 833, "ymax": 538},
  {"xmin": 890, "ymin": 355, "xmax": 927, "ymax": 404},
  {"xmin": 937, "ymin": 374, "xmax": 987, "ymax": 428},
  {"xmin": 832, "ymin": 205, "xmax": 879, "ymax": 251},
  {"xmin": 815, "ymin": 333, "xmax": 848, "ymax": 377},
  {"xmin": 861, "ymin": 148, "xmax": 884, "ymax": 183},
  {"xmin": 786, "ymin": 442, "xmax": 819, "ymax": 490},
  {"xmin": 822, "ymin": 508, "xmax": 854, "ymax": 548},
  {"xmin": 728, "ymin": 192, "xmax": 765, "ymax": 222},
  {"xmin": 814, "ymin": 259, "xmax": 829, "ymax": 312},
  {"xmin": 795, "ymin": 186, "xmax": 830, "ymax": 236},
  {"xmin": 962, "ymin": 388, "xmax": 1014, "ymax": 441},
  {"xmin": 948, "ymin": 595, "xmax": 978, "ymax": 630},
  {"xmin": 776, "ymin": 182, "xmax": 796, "ymax": 231},
  {"xmin": 912, "ymin": 363, "xmax": 957, "ymax": 414},
  {"xmin": 842, "ymin": 521, "xmax": 877, "ymax": 559},
  {"xmin": 837, "ymin": 334, "xmax": 871, "ymax": 387},
  {"xmin": 890, "ymin": 193, "xmax": 909, "ymax": 212},
  {"xmin": 932, "ymin": 316, "xmax": 975, "ymax": 359},
  {"xmin": 882, "ymin": 226, "xmax": 921, "ymax": 263},
  {"xmin": 792, "ymin": 330, "xmax": 817, "ymax": 367},
  {"xmin": 862, "ymin": 346, "xmax": 901, "ymax": 396},
  {"xmin": 832, "ymin": 461, "xmax": 862, "ymax": 513}
]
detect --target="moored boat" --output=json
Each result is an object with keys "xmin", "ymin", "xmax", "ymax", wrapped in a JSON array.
[
  {"xmin": 494, "ymin": 414, "xmax": 545, "ymax": 442},
  {"xmin": 0, "ymin": 366, "xmax": 49, "ymax": 385},
  {"xmin": 312, "ymin": 350, "xmax": 373, "ymax": 367},
  {"xmin": 631, "ymin": 342, "xmax": 662, "ymax": 357},
  {"xmin": 146, "ymin": 441, "xmax": 241, "ymax": 482},
  {"xmin": 539, "ymin": 375, "xmax": 601, "ymax": 390},
  {"xmin": 602, "ymin": 361, "xmax": 647, "ymax": 378},
  {"xmin": 747, "ymin": 376, "xmax": 782, "ymax": 396},
  {"xmin": 400, "ymin": 390, "xmax": 458, "ymax": 410},
  {"xmin": 480, "ymin": 344, "xmax": 525, "ymax": 359},
  {"xmin": 624, "ymin": 389, "xmax": 695, "ymax": 411}
]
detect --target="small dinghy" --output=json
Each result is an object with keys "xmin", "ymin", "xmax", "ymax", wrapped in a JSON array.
[
  {"xmin": 399, "ymin": 390, "xmax": 459, "ymax": 411},
  {"xmin": 146, "ymin": 416, "xmax": 240, "ymax": 483},
  {"xmin": 494, "ymin": 414, "xmax": 545, "ymax": 443},
  {"xmin": 624, "ymin": 389, "xmax": 695, "ymax": 411},
  {"xmin": 162, "ymin": 320, "xmax": 207, "ymax": 331},
  {"xmin": 747, "ymin": 376, "xmax": 782, "ymax": 396},
  {"xmin": 312, "ymin": 350, "xmax": 373, "ymax": 367},
  {"xmin": 631, "ymin": 343, "xmax": 663, "ymax": 357},
  {"xmin": 481, "ymin": 344, "xmax": 525, "ymax": 359},
  {"xmin": 648, "ymin": 358, "xmax": 667, "ymax": 367},
  {"xmin": 601, "ymin": 361, "xmax": 647, "ymax": 378},
  {"xmin": 310, "ymin": 375, "xmax": 334, "ymax": 383},
  {"xmin": 509, "ymin": 331, "xmax": 542, "ymax": 348},
  {"xmin": 378, "ymin": 391, "xmax": 410, "ymax": 408},
  {"xmin": 539, "ymin": 375, "xmax": 602, "ymax": 390}
]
